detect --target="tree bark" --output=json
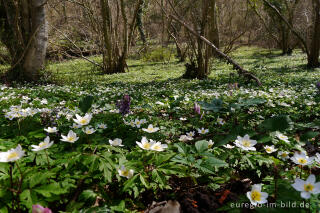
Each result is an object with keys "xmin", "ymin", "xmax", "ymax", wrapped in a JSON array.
[
  {"xmin": 308, "ymin": 0, "xmax": 320, "ymax": 67},
  {"xmin": 0, "ymin": 0, "xmax": 48, "ymax": 82}
]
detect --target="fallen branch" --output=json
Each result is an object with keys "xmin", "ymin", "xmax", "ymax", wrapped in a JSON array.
[
  {"xmin": 168, "ymin": 13, "xmax": 262, "ymax": 86},
  {"xmin": 156, "ymin": 0, "xmax": 262, "ymax": 86}
]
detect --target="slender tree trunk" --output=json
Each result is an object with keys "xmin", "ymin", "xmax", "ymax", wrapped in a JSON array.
[
  {"xmin": 208, "ymin": 0, "xmax": 220, "ymax": 50},
  {"xmin": 308, "ymin": 0, "xmax": 320, "ymax": 67}
]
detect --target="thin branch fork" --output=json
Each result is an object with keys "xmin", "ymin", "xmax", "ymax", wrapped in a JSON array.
[{"xmin": 49, "ymin": 24, "xmax": 103, "ymax": 69}]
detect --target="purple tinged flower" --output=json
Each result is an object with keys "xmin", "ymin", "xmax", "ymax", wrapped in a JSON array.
[
  {"xmin": 316, "ymin": 82, "xmax": 320, "ymax": 90},
  {"xmin": 116, "ymin": 94, "xmax": 131, "ymax": 116},
  {"xmin": 194, "ymin": 102, "xmax": 200, "ymax": 115},
  {"xmin": 32, "ymin": 204, "xmax": 52, "ymax": 213}
]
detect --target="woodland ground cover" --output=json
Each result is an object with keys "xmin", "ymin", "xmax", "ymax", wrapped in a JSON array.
[{"xmin": 0, "ymin": 47, "xmax": 320, "ymax": 212}]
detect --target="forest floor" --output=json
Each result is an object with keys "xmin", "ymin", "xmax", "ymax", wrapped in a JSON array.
[{"xmin": 0, "ymin": 47, "xmax": 319, "ymax": 212}]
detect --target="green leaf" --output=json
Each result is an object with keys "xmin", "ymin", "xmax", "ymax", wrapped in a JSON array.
[
  {"xmin": 300, "ymin": 131, "xmax": 319, "ymax": 141},
  {"xmin": 79, "ymin": 190, "xmax": 97, "ymax": 202},
  {"xmin": 205, "ymin": 157, "xmax": 228, "ymax": 167},
  {"xmin": 174, "ymin": 143, "xmax": 188, "ymax": 155},
  {"xmin": 79, "ymin": 206, "xmax": 111, "ymax": 213},
  {"xmin": 79, "ymin": 95, "xmax": 94, "ymax": 114},
  {"xmin": 198, "ymin": 99, "xmax": 224, "ymax": 112},
  {"xmin": 123, "ymin": 174, "xmax": 138, "ymax": 191},
  {"xmin": 195, "ymin": 140, "xmax": 209, "ymax": 153},
  {"xmin": 237, "ymin": 98, "xmax": 266, "ymax": 107},
  {"xmin": 260, "ymin": 115, "xmax": 293, "ymax": 131},
  {"xmin": 139, "ymin": 174, "xmax": 149, "ymax": 188},
  {"xmin": 110, "ymin": 200, "xmax": 125, "ymax": 212}
]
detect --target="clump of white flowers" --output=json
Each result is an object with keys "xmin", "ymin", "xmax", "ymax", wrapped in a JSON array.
[{"xmin": 234, "ymin": 134, "xmax": 257, "ymax": 151}]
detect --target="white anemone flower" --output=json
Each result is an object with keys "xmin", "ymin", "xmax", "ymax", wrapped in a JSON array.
[
  {"xmin": 136, "ymin": 137, "xmax": 155, "ymax": 150},
  {"xmin": 150, "ymin": 141, "xmax": 168, "ymax": 152},
  {"xmin": 70, "ymin": 123, "xmax": 82, "ymax": 129},
  {"xmin": 246, "ymin": 184, "xmax": 268, "ymax": 206},
  {"xmin": 44, "ymin": 127, "xmax": 58, "ymax": 133},
  {"xmin": 134, "ymin": 119, "xmax": 143, "ymax": 128},
  {"xmin": 61, "ymin": 130, "xmax": 79, "ymax": 143},
  {"xmin": 73, "ymin": 113, "xmax": 92, "ymax": 126},
  {"xmin": 97, "ymin": 123, "xmax": 107, "ymax": 129},
  {"xmin": 264, "ymin": 145, "xmax": 277, "ymax": 153},
  {"xmin": 197, "ymin": 128, "xmax": 209, "ymax": 135},
  {"xmin": 142, "ymin": 124, "xmax": 159, "ymax": 133},
  {"xmin": 186, "ymin": 131, "xmax": 195, "ymax": 137},
  {"xmin": 208, "ymin": 140, "xmax": 214, "ymax": 148},
  {"xmin": 234, "ymin": 134, "xmax": 257, "ymax": 151},
  {"xmin": 315, "ymin": 153, "xmax": 320, "ymax": 164},
  {"xmin": 278, "ymin": 151, "xmax": 290, "ymax": 160},
  {"xmin": 223, "ymin": 144, "xmax": 235, "ymax": 149},
  {"xmin": 291, "ymin": 174, "xmax": 320, "ymax": 199},
  {"xmin": 217, "ymin": 118, "xmax": 225, "ymax": 125},
  {"xmin": 31, "ymin": 136, "xmax": 54, "ymax": 152},
  {"xmin": 179, "ymin": 135, "xmax": 193, "ymax": 142},
  {"xmin": 118, "ymin": 165, "xmax": 134, "ymax": 179},
  {"xmin": 275, "ymin": 132, "xmax": 290, "ymax": 143},
  {"xmin": 290, "ymin": 152, "xmax": 314, "ymax": 166},
  {"xmin": 0, "ymin": 145, "xmax": 25, "ymax": 162},
  {"xmin": 82, "ymin": 126, "xmax": 96, "ymax": 135},
  {"xmin": 109, "ymin": 138, "xmax": 124, "ymax": 147}
]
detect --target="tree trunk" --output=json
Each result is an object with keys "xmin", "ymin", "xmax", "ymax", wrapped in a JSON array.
[
  {"xmin": 308, "ymin": 0, "xmax": 320, "ymax": 67},
  {"xmin": 208, "ymin": 0, "xmax": 220, "ymax": 50},
  {"xmin": 0, "ymin": 0, "xmax": 48, "ymax": 82},
  {"xmin": 22, "ymin": 0, "xmax": 48, "ymax": 80}
]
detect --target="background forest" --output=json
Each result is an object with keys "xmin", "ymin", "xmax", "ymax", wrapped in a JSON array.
[{"xmin": 0, "ymin": 0, "xmax": 320, "ymax": 213}]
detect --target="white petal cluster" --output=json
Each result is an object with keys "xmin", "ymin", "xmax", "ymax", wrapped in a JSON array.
[
  {"xmin": 234, "ymin": 134, "xmax": 257, "ymax": 151},
  {"xmin": 31, "ymin": 136, "xmax": 54, "ymax": 151},
  {"xmin": 0, "ymin": 145, "xmax": 25, "ymax": 162},
  {"xmin": 142, "ymin": 124, "xmax": 159, "ymax": 133},
  {"xmin": 292, "ymin": 174, "xmax": 320, "ymax": 199},
  {"xmin": 118, "ymin": 165, "xmax": 134, "ymax": 179},
  {"xmin": 73, "ymin": 113, "xmax": 92, "ymax": 126},
  {"xmin": 109, "ymin": 138, "xmax": 124, "ymax": 147},
  {"xmin": 246, "ymin": 184, "xmax": 268, "ymax": 206},
  {"xmin": 290, "ymin": 152, "xmax": 314, "ymax": 166},
  {"xmin": 61, "ymin": 130, "xmax": 79, "ymax": 143}
]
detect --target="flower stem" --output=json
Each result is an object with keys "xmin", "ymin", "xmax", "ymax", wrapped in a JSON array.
[
  {"xmin": 15, "ymin": 162, "xmax": 23, "ymax": 212},
  {"xmin": 17, "ymin": 120, "xmax": 21, "ymax": 136},
  {"xmin": 44, "ymin": 149, "xmax": 50, "ymax": 169},
  {"xmin": 9, "ymin": 163, "xmax": 15, "ymax": 211}
]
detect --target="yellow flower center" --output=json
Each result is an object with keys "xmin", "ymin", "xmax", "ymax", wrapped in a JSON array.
[
  {"xmin": 68, "ymin": 136, "xmax": 75, "ymax": 141},
  {"xmin": 281, "ymin": 153, "xmax": 288, "ymax": 157},
  {"xmin": 143, "ymin": 143, "xmax": 150, "ymax": 149},
  {"xmin": 266, "ymin": 148, "xmax": 272, "ymax": 152},
  {"xmin": 251, "ymin": 190, "xmax": 261, "ymax": 201},
  {"xmin": 242, "ymin": 140, "xmax": 251, "ymax": 147},
  {"xmin": 153, "ymin": 145, "xmax": 161, "ymax": 150},
  {"xmin": 39, "ymin": 142, "xmax": 46, "ymax": 148},
  {"xmin": 148, "ymin": 128, "xmax": 154, "ymax": 131},
  {"xmin": 304, "ymin": 184, "xmax": 314, "ymax": 192},
  {"xmin": 80, "ymin": 119, "xmax": 87, "ymax": 125},
  {"xmin": 7, "ymin": 152, "xmax": 18, "ymax": 160},
  {"xmin": 121, "ymin": 170, "xmax": 129, "ymax": 177},
  {"xmin": 298, "ymin": 158, "xmax": 307, "ymax": 164}
]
